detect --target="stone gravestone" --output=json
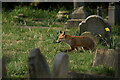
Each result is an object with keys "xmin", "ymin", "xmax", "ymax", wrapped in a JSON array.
[
  {"xmin": 0, "ymin": 59, "xmax": 1, "ymax": 80},
  {"xmin": 108, "ymin": 2, "xmax": 120, "ymax": 26},
  {"xmin": 92, "ymin": 42, "xmax": 120, "ymax": 78},
  {"xmin": 92, "ymin": 49, "xmax": 118, "ymax": 68},
  {"xmin": 108, "ymin": 3, "xmax": 115, "ymax": 25},
  {"xmin": 65, "ymin": 19, "xmax": 85, "ymax": 28},
  {"xmin": 0, "ymin": 57, "xmax": 6, "ymax": 79},
  {"xmin": 115, "ymin": 3, "xmax": 120, "ymax": 26},
  {"xmin": 81, "ymin": 31, "xmax": 100, "ymax": 45},
  {"xmin": 73, "ymin": 1, "xmax": 84, "ymax": 10},
  {"xmin": 65, "ymin": 2, "xmax": 87, "ymax": 28},
  {"xmin": 57, "ymin": 11, "xmax": 69, "ymax": 21},
  {"xmin": 97, "ymin": 6, "xmax": 102, "ymax": 17},
  {"xmin": 72, "ymin": 6, "xmax": 87, "ymax": 19},
  {"xmin": 115, "ymin": 42, "xmax": 120, "ymax": 78},
  {"xmin": 52, "ymin": 53, "xmax": 69, "ymax": 78},
  {"xmin": 28, "ymin": 48, "xmax": 50, "ymax": 78},
  {"xmin": 79, "ymin": 15, "xmax": 111, "ymax": 38}
]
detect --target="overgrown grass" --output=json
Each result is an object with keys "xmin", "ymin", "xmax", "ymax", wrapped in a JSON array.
[
  {"xmin": 3, "ymin": 6, "xmax": 69, "ymax": 27},
  {"xmin": 2, "ymin": 6, "xmax": 120, "ymax": 78}
]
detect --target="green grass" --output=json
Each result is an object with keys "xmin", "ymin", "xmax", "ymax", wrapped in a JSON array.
[
  {"xmin": 2, "ymin": 6, "xmax": 120, "ymax": 78},
  {"xmin": 3, "ymin": 25, "xmax": 119, "ymax": 78},
  {"xmin": 2, "ymin": 6, "xmax": 69, "ymax": 27}
]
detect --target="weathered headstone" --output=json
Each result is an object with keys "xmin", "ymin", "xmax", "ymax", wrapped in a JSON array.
[
  {"xmin": 97, "ymin": 6, "xmax": 102, "ymax": 17},
  {"xmin": 72, "ymin": 6, "xmax": 87, "ymax": 19},
  {"xmin": 116, "ymin": 42, "xmax": 120, "ymax": 50},
  {"xmin": 65, "ymin": 2, "xmax": 87, "ymax": 28},
  {"xmin": 81, "ymin": 31, "xmax": 100, "ymax": 45},
  {"xmin": 0, "ymin": 59, "xmax": 1, "ymax": 80},
  {"xmin": 52, "ymin": 53, "xmax": 69, "ymax": 78},
  {"xmin": 115, "ymin": 42, "xmax": 120, "ymax": 78},
  {"xmin": 108, "ymin": 3, "xmax": 115, "ymax": 25},
  {"xmin": 79, "ymin": 15, "xmax": 111, "ymax": 38},
  {"xmin": 28, "ymin": 48, "xmax": 50, "ymax": 78},
  {"xmin": 65, "ymin": 19, "xmax": 84, "ymax": 28},
  {"xmin": 0, "ymin": 1, "xmax": 1, "ymax": 25},
  {"xmin": 93, "ymin": 42, "xmax": 120, "ymax": 78},
  {"xmin": 73, "ymin": 1, "xmax": 84, "ymax": 10},
  {"xmin": 0, "ymin": 57, "xmax": 6, "ymax": 79},
  {"xmin": 108, "ymin": 2, "xmax": 120, "ymax": 26},
  {"xmin": 92, "ymin": 49, "xmax": 118, "ymax": 68},
  {"xmin": 115, "ymin": 3, "xmax": 120, "ymax": 26},
  {"xmin": 57, "ymin": 11, "xmax": 69, "ymax": 21}
]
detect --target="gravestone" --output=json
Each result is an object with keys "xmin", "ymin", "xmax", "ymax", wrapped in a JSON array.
[
  {"xmin": 108, "ymin": 3, "xmax": 115, "ymax": 25},
  {"xmin": 97, "ymin": 6, "xmax": 102, "ymax": 17},
  {"xmin": 115, "ymin": 3, "xmax": 120, "ymax": 26},
  {"xmin": 115, "ymin": 42, "xmax": 120, "ymax": 78},
  {"xmin": 81, "ymin": 31, "xmax": 100, "ymax": 45},
  {"xmin": 57, "ymin": 11, "xmax": 69, "ymax": 21},
  {"xmin": 72, "ymin": 6, "xmax": 87, "ymax": 19},
  {"xmin": 79, "ymin": 15, "xmax": 111, "ymax": 38},
  {"xmin": 73, "ymin": 1, "xmax": 84, "ymax": 10},
  {"xmin": 0, "ymin": 59, "xmax": 1, "ymax": 80},
  {"xmin": 65, "ymin": 19, "xmax": 84, "ymax": 28},
  {"xmin": 0, "ymin": 57, "xmax": 6, "ymax": 79},
  {"xmin": 92, "ymin": 49, "xmax": 118, "ymax": 68},
  {"xmin": 52, "ymin": 53, "xmax": 69, "ymax": 78},
  {"xmin": 108, "ymin": 2, "xmax": 120, "ymax": 26},
  {"xmin": 28, "ymin": 48, "xmax": 50, "ymax": 78},
  {"xmin": 65, "ymin": 2, "xmax": 87, "ymax": 28},
  {"xmin": 116, "ymin": 42, "xmax": 120, "ymax": 50}
]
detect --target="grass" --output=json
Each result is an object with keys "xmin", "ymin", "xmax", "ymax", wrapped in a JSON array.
[
  {"xmin": 2, "ymin": 6, "xmax": 120, "ymax": 78},
  {"xmin": 3, "ymin": 6, "xmax": 69, "ymax": 27}
]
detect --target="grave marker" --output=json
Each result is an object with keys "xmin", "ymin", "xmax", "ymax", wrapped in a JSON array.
[
  {"xmin": 92, "ymin": 49, "xmax": 117, "ymax": 68},
  {"xmin": 65, "ymin": 2, "xmax": 87, "ymax": 28},
  {"xmin": 108, "ymin": 2, "xmax": 120, "ymax": 26},
  {"xmin": 0, "ymin": 57, "xmax": 6, "ymax": 79},
  {"xmin": 92, "ymin": 42, "xmax": 120, "ymax": 78},
  {"xmin": 108, "ymin": 3, "xmax": 115, "ymax": 25},
  {"xmin": 115, "ymin": 42, "xmax": 120, "ymax": 78},
  {"xmin": 28, "ymin": 48, "xmax": 50, "ymax": 78},
  {"xmin": 79, "ymin": 15, "xmax": 111, "ymax": 38},
  {"xmin": 97, "ymin": 6, "xmax": 102, "ymax": 17},
  {"xmin": 81, "ymin": 31, "xmax": 100, "ymax": 45},
  {"xmin": 72, "ymin": 6, "xmax": 87, "ymax": 19},
  {"xmin": 52, "ymin": 53, "xmax": 69, "ymax": 78}
]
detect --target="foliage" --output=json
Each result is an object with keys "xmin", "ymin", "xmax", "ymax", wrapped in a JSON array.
[{"xmin": 93, "ymin": 26, "xmax": 120, "ymax": 49}]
